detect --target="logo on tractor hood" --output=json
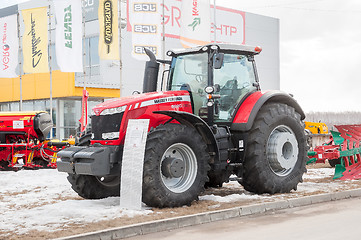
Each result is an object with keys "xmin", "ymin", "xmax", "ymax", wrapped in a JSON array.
[{"xmin": 140, "ymin": 95, "xmax": 191, "ymax": 108}]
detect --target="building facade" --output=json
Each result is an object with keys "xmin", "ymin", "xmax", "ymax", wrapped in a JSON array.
[{"xmin": 0, "ymin": 0, "xmax": 280, "ymax": 139}]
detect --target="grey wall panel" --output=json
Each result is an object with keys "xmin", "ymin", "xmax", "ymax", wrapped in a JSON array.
[{"xmin": 245, "ymin": 12, "xmax": 280, "ymax": 90}]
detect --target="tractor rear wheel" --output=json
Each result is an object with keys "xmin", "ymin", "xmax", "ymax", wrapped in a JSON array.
[
  {"xmin": 241, "ymin": 103, "xmax": 307, "ymax": 194},
  {"xmin": 142, "ymin": 123, "xmax": 210, "ymax": 208}
]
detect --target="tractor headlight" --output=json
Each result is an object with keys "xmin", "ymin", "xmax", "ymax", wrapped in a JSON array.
[
  {"xmin": 102, "ymin": 131, "xmax": 120, "ymax": 140},
  {"xmin": 100, "ymin": 105, "xmax": 127, "ymax": 116}
]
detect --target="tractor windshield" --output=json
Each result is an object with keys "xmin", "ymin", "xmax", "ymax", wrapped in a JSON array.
[
  {"xmin": 168, "ymin": 51, "xmax": 257, "ymax": 122},
  {"xmin": 168, "ymin": 53, "xmax": 209, "ymax": 116},
  {"xmin": 213, "ymin": 54, "xmax": 257, "ymax": 122}
]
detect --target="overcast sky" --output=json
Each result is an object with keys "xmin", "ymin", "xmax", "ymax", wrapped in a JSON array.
[{"xmin": 218, "ymin": 0, "xmax": 361, "ymax": 113}]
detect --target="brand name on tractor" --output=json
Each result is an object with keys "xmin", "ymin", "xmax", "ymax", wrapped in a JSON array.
[
  {"xmin": 139, "ymin": 95, "xmax": 190, "ymax": 108},
  {"xmin": 171, "ymin": 104, "xmax": 183, "ymax": 109},
  {"xmin": 2, "ymin": 22, "xmax": 10, "ymax": 71},
  {"xmin": 28, "ymin": 13, "xmax": 42, "ymax": 68},
  {"xmin": 64, "ymin": 5, "xmax": 72, "ymax": 48},
  {"xmin": 154, "ymin": 96, "xmax": 183, "ymax": 104}
]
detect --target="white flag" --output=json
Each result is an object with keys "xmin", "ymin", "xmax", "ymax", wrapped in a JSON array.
[
  {"xmin": 129, "ymin": 0, "xmax": 162, "ymax": 61},
  {"xmin": 180, "ymin": 0, "xmax": 211, "ymax": 48},
  {"xmin": 54, "ymin": 0, "xmax": 83, "ymax": 72},
  {"xmin": 0, "ymin": 14, "xmax": 18, "ymax": 78}
]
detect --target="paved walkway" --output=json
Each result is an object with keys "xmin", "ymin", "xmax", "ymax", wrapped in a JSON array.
[{"xmin": 128, "ymin": 197, "xmax": 361, "ymax": 240}]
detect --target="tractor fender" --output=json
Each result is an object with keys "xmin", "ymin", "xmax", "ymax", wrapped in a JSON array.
[
  {"xmin": 154, "ymin": 110, "xmax": 220, "ymax": 161},
  {"xmin": 231, "ymin": 90, "xmax": 305, "ymax": 132}
]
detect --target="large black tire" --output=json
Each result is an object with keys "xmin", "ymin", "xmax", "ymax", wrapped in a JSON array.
[
  {"xmin": 67, "ymin": 134, "xmax": 121, "ymax": 199},
  {"xmin": 67, "ymin": 174, "xmax": 120, "ymax": 199},
  {"xmin": 142, "ymin": 123, "xmax": 210, "ymax": 208},
  {"xmin": 241, "ymin": 103, "xmax": 307, "ymax": 194}
]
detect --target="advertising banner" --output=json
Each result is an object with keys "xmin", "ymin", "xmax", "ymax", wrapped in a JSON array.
[
  {"xmin": 180, "ymin": 0, "xmax": 211, "ymax": 48},
  {"xmin": 98, "ymin": 0, "xmax": 119, "ymax": 60},
  {"xmin": 22, "ymin": 7, "xmax": 49, "ymax": 73},
  {"xmin": 0, "ymin": 14, "xmax": 18, "ymax": 78},
  {"xmin": 128, "ymin": 0, "xmax": 161, "ymax": 61},
  {"xmin": 127, "ymin": 0, "xmax": 245, "ymax": 47},
  {"xmin": 54, "ymin": 0, "xmax": 83, "ymax": 72}
]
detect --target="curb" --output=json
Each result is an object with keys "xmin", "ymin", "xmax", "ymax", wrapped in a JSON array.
[{"xmin": 57, "ymin": 188, "xmax": 361, "ymax": 240}]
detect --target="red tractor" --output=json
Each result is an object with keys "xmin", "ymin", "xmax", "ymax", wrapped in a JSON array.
[{"xmin": 57, "ymin": 44, "xmax": 308, "ymax": 208}]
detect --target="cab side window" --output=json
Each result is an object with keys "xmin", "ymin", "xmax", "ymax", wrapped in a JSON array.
[{"xmin": 213, "ymin": 54, "xmax": 257, "ymax": 122}]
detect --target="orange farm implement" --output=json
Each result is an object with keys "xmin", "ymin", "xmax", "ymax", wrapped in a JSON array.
[
  {"xmin": 0, "ymin": 111, "xmax": 71, "ymax": 171},
  {"xmin": 308, "ymin": 124, "xmax": 361, "ymax": 180}
]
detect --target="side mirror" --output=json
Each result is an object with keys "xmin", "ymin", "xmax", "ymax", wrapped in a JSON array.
[{"xmin": 214, "ymin": 53, "xmax": 224, "ymax": 69}]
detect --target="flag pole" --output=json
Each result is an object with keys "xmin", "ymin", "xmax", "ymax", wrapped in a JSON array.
[
  {"xmin": 79, "ymin": 0, "xmax": 89, "ymax": 134},
  {"xmin": 48, "ymin": 0, "xmax": 53, "ymax": 138},
  {"xmin": 162, "ymin": 0, "xmax": 165, "ymax": 89},
  {"xmin": 118, "ymin": 0, "xmax": 122, "ymax": 97},
  {"xmin": 82, "ymin": 0, "xmax": 86, "ymax": 90},
  {"xmin": 213, "ymin": 0, "xmax": 217, "ymax": 42},
  {"xmin": 17, "ymin": 11, "xmax": 23, "ymax": 111}
]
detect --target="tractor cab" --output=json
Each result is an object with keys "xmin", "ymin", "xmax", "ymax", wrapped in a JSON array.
[{"xmin": 166, "ymin": 44, "xmax": 261, "ymax": 125}]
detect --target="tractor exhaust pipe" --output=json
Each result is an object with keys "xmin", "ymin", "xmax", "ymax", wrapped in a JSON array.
[{"xmin": 143, "ymin": 48, "xmax": 159, "ymax": 93}]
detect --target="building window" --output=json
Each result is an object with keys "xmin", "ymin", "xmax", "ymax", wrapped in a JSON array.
[
  {"xmin": 57, "ymin": 99, "xmax": 103, "ymax": 139},
  {"xmin": 75, "ymin": 36, "xmax": 100, "ymax": 78}
]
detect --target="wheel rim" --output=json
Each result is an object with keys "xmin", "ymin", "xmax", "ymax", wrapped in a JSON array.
[
  {"xmin": 267, "ymin": 125, "xmax": 299, "ymax": 177},
  {"xmin": 160, "ymin": 143, "xmax": 198, "ymax": 193},
  {"xmin": 95, "ymin": 176, "xmax": 120, "ymax": 187}
]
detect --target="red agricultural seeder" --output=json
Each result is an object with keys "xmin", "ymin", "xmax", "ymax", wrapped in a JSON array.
[
  {"xmin": 0, "ymin": 111, "xmax": 71, "ymax": 171},
  {"xmin": 308, "ymin": 124, "xmax": 361, "ymax": 180}
]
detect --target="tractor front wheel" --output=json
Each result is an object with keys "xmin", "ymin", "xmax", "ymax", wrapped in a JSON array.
[
  {"xmin": 142, "ymin": 123, "xmax": 210, "ymax": 208},
  {"xmin": 241, "ymin": 103, "xmax": 307, "ymax": 194},
  {"xmin": 66, "ymin": 134, "xmax": 121, "ymax": 199},
  {"xmin": 67, "ymin": 174, "xmax": 120, "ymax": 199}
]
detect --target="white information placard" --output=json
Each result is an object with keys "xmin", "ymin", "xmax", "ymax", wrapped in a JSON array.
[{"xmin": 120, "ymin": 119, "xmax": 149, "ymax": 210}]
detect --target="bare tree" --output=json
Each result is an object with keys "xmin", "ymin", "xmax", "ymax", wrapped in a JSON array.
[{"xmin": 305, "ymin": 111, "xmax": 361, "ymax": 131}]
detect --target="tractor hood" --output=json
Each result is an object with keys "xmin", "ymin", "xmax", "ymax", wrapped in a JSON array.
[{"xmin": 92, "ymin": 91, "xmax": 191, "ymax": 116}]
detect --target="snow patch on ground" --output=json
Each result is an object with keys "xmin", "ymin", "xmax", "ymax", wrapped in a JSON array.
[
  {"xmin": 0, "ymin": 170, "xmax": 152, "ymax": 235},
  {"xmin": 303, "ymin": 168, "xmax": 335, "ymax": 179},
  {"xmin": 200, "ymin": 193, "xmax": 266, "ymax": 203},
  {"xmin": 0, "ymin": 166, "xmax": 359, "ymax": 236}
]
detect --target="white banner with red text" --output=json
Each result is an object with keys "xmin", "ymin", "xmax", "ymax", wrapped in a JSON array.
[
  {"xmin": 180, "ymin": 0, "xmax": 211, "ymax": 48},
  {"xmin": 0, "ymin": 14, "xmax": 18, "ymax": 78}
]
